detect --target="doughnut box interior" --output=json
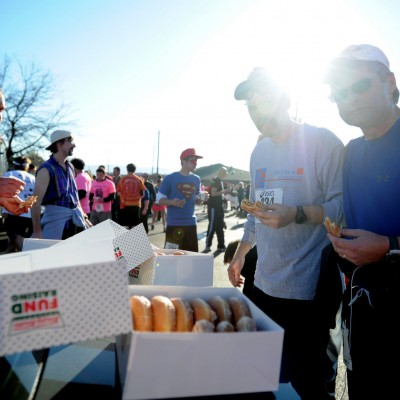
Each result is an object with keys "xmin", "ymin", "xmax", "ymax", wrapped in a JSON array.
[
  {"xmin": 152, "ymin": 247, "xmax": 214, "ymax": 286},
  {"xmin": 0, "ymin": 237, "xmax": 133, "ymax": 357},
  {"xmin": 116, "ymin": 285, "xmax": 284, "ymax": 399}
]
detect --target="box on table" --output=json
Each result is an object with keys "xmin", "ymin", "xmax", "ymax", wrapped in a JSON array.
[
  {"xmin": 151, "ymin": 247, "xmax": 213, "ymax": 286},
  {"xmin": 116, "ymin": 285, "xmax": 284, "ymax": 400},
  {"xmin": 0, "ymin": 223, "xmax": 154, "ymax": 357}
]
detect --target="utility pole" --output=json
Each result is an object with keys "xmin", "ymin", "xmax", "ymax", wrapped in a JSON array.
[
  {"xmin": 151, "ymin": 145, "xmax": 154, "ymax": 175},
  {"xmin": 156, "ymin": 130, "xmax": 160, "ymax": 175}
]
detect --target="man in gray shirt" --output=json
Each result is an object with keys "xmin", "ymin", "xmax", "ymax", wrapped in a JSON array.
[{"xmin": 228, "ymin": 68, "xmax": 344, "ymax": 399}]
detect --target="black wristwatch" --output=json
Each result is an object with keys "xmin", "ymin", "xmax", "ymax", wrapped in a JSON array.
[
  {"xmin": 386, "ymin": 236, "xmax": 400, "ymax": 263},
  {"xmin": 295, "ymin": 206, "xmax": 307, "ymax": 224}
]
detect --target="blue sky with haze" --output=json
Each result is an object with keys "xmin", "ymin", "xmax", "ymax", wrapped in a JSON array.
[{"xmin": 1, "ymin": 0, "xmax": 399, "ymax": 174}]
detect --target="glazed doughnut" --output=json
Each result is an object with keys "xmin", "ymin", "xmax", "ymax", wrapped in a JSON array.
[
  {"xmin": 190, "ymin": 298, "xmax": 217, "ymax": 324},
  {"xmin": 151, "ymin": 295, "xmax": 176, "ymax": 332},
  {"xmin": 172, "ymin": 250, "xmax": 185, "ymax": 255},
  {"xmin": 19, "ymin": 195, "xmax": 38, "ymax": 209},
  {"xmin": 171, "ymin": 297, "xmax": 194, "ymax": 332},
  {"xmin": 236, "ymin": 316, "xmax": 257, "ymax": 332},
  {"xmin": 154, "ymin": 251, "xmax": 167, "ymax": 256},
  {"xmin": 207, "ymin": 295, "xmax": 232, "ymax": 323},
  {"xmin": 130, "ymin": 295, "xmax": 153, "ymax": 332},
  {"xmin": 324, "ymin": 217, "xmax": 341, "ymax": 237},
  {"xmin": 254, "ymin": 201, "xmax": 269, "ymax": 211},
  {"xmin": 228, "ymin": 297, "xmax": 251, "ymax": 324},
  {"xmin": 216, "ymin": 320, "xmax": 235, "ymax": 332},
  {"xmin": 240, "ymin": 199, "xmax": 255, "ymax": 213},
  {"xmin": 192, "ymin": 319, "xmax": 215, "ymax": 333}
]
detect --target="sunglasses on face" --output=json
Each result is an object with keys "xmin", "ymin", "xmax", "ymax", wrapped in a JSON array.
[
  {"xmin": 186, "ymin": 157, "xmax": 198, "ymax": 164},
  {"xmin": 244, "ymin": 84, "xmax": 281, "ymax": 101},
  {"xmin": 330, "ymin": 78, "xmax": 374, "ymax": 103}
]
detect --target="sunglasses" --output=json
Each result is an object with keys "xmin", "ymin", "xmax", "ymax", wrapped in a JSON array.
[
  {"xmin": 330, "ymin": 78, "xmax": 373, "ymax": 103},
  {"xmin": 186, "ymin": 157, "xmax": 198, "ymax": 164},
  {"xmin": 244, "ymin": 84, "xmax": 281, "ymax": 101}
]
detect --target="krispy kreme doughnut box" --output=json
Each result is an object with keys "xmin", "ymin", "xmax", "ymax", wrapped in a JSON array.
[
  {"xmin": 151, "ymin": 246, "xmax": 214, "ymax": 286},
  {"xmin": 116, "ymin": 285, "xmax": 284, "ymax": 399},
  {"xmin": 0, "ymin": 221, "xmax": 155, "ymax": 356}
]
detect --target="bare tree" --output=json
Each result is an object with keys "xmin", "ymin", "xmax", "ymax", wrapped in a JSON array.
[{"xmin": 0, "ymin": 55, "xmax": 74, "ymax": 165}]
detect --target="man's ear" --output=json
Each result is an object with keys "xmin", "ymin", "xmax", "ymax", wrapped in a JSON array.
[
  {"xmin": 282, "ymin": 93, "xmax": 291, "ymax": 110},
  {"xmin": 387, "ymin": 72, "xmax": 398, "ymax": 101}
]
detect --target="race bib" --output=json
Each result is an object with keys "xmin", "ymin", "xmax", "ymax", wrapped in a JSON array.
[
  {"xmin": 254, "ymin": 188, "xmax": 283, "ymax": 224},
  {"xmin": 255, "ymin": 187, "xmax": 283, "ymax": 205},
  {"xmin": 95, "ymin": 203, "xmax": 104, "ymax": 212}
]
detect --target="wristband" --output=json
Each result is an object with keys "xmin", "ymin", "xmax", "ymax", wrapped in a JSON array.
[
  {"xmin": 388, "ymin": 235, "xmax": 399, "ymax": 251},
  {"xmin": 386, "ymin": 236, "xmax": 400, "ymax": 262}
]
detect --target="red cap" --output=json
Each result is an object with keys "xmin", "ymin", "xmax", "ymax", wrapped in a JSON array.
[{"xmin": 180, "ymin": 148, "xmax": 203, "ymax": 160}]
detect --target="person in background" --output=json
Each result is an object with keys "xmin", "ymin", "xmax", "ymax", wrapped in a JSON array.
[
  {"xmin": 117, "ymin": 163, "xmax": 146, "ymax": 229},
  {"xmin": 140, "ymin": 187, "xmax": 150, "ymax": 233},
  {"xmin": 86, "ymin": 169, "xmax": 94, "ymax": 180},
  {"xmin": 228, "ymin": 67, "xmax": 344, "ymax": 399},
  {"xmin": 31, "ymin": 130, "xmax": 91, "ymax": 240},
  {"xmin": 112, "ymin": 166, "xmax": 121, "ymax": 223},
  {"xmin": 142, "ymin": 173, "xmax": 156, "ymax": 229},
  {"xmin": 151, "ymin": 178, "xmax": 167, "ymax": 232},
  {"xmin": 324, "ymin": 44, "xmax": 400, "ymax": 400},
  {"xmin": 245, "ymin": 182, "xmax": 250, "ymax": 200},
  {"xmin": 98, "ymin": 165, "xmax": 113, "ymax": 181},
  {"xmin": 205, "ymin": 166, "xmax": 230, "ymax": 252},
  {"xmin": 236, "ymin": 181, "xmax": 246, "ymax": 210},
  {"xmin": 224, "ymin": 239, "xmax": 256, "ymax": 300},
  {"xmin": 89, "ymin": 167, "xmax": 116, "ymax": 226},
  {"xmin": 0, "ymin": 88, "xmax": 30, "ymax": 214},
  {"xmin": 28, "ymin": 163, "xmax": 37, "ymax": 175},
  {"xmin": 156, "ymin": 148, "xmax": 205, "ymax": 252},
  {"xmin": 71, "ymin": 158, "xmax": 92, "ymax": 220},
  {"xmin": 1, "ymin": 156, "xmax": 35, "ymax": 252}
]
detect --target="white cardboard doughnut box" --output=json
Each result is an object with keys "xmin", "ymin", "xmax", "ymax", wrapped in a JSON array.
[{"xmin": 117, "ymin": 285, "xmax": 284, "ymax": 400}]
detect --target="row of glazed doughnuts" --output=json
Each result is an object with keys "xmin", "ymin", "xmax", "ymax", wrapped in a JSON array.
[
  {"xmin": 130, "ymin": 294, "xmax": 257, "ymax": 333},
  {"xmin": 154, "ymin": 250, "xmax": 186, "ymax": 256}
]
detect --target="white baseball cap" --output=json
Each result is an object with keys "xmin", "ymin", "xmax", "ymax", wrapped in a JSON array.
[
  {"xmin": 46, "ymin": 130, "xmax": 72, "ymax": 150},
  {"xmin": 333, "ymin": 44, "xmax": 390, "ymax": 69},
  {"xmin": 325, "ymin": 44, "xmax": 391, "ymax": 83}
]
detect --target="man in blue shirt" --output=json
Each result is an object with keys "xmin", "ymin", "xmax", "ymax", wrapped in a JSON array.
[
  {"xmin": 156, "ymin": 148, "xmax": 206, "ymax": 252},
  {"xmin": 31, "ymin": 130, "xmax": 90, "ymax": 240},
  {"xmin": 325, "ymin": 44, "xmax": 400, "ymax": 400}
]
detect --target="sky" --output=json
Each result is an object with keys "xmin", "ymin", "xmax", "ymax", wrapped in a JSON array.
[{"xmin": 1, "ymin": 0, "xmax": 400, "ymax": 174}]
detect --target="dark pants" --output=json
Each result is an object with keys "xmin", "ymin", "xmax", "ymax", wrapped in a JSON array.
[
  {"xmin": 342, "ymin": 262, "xmax": 400, "ymax": 400},
  {"xmin": 140, "ymin": 212, "xmax": 149, "ymax": 233},
  {"xmin": 111, "ymin": 196, "xmax": 120, "ymax": 223},
  {"xmin": 253, "ymin": 286, "xmax": 332, "ymax": 400},
  {"xmin": 206, "ymin": 205, "xmax": 225, "ymax": 248},
  {"xmin": 4, "ymin": 214, "xmax": 33, "ymax": 241},
  {"xmin": 62, "ymin": 220, "xmax": 85, "ymax": 239},
  {"xmin": 120, "ymin": 206, "xmax": 141, "ymax": 229}
]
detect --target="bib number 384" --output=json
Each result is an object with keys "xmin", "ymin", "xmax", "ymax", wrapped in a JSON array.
[{"xmin": 255, "ymin": 188, "xmax": 283, "ymax": 205}]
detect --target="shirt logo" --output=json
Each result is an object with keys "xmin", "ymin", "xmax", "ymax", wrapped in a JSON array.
[{"xmin": 177, "ymin": 183, "xmax": 196, "ymax": 199}]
